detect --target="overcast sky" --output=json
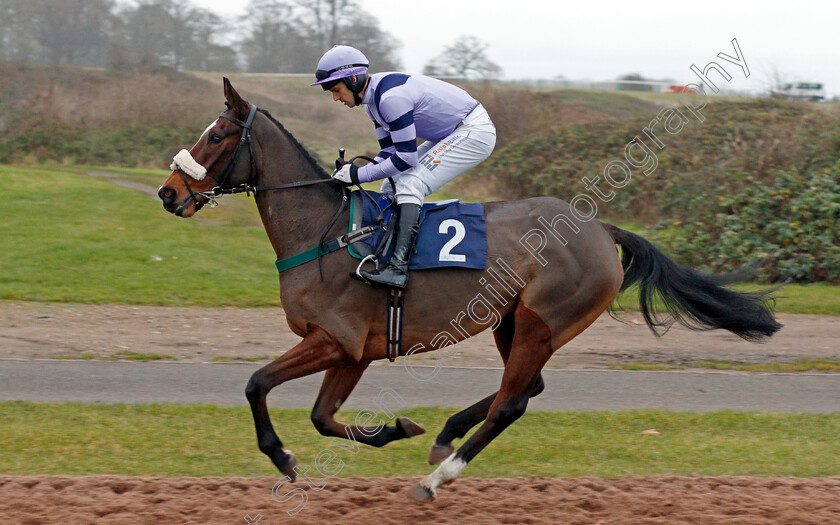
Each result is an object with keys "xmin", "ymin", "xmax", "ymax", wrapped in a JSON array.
[{"xmin": 204, "ymin": 0, "xmax": 840, "ymax": 97}]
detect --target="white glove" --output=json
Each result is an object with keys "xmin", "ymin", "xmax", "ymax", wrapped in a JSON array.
[{"xmin": 332, "ymin": 163, "xmax": 358, "ymax": 184}]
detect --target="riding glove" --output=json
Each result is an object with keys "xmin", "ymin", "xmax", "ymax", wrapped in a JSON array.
[{"xmin": 332, "ymin": 163, "xmax": 359, "ymax": 184}]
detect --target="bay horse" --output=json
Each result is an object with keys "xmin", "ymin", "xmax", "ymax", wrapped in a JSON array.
[{"xmin": 158, "ymin": 78, "xmax": 781, "ymax": 501}]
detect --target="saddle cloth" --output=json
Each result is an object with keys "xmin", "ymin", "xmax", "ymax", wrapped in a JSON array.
[{"xmin": 348, "ymin": 191, "xmax": 487, "ymax": 270}]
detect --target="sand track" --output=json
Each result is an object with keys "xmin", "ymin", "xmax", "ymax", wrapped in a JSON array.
[
  {"xmin": 3, "ymin": 303, "xmax": 839, "ymax": 523},
  {"xmin": 2, "ymin": 475, "xmax": 839, "ymax": 524}
]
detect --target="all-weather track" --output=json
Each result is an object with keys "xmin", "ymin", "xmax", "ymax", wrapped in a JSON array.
[
  {"xmin": 2, "ymin": 475, "xmax": 840, "ymax": 524},
  {"xmin": 1, "ymin": 359, "xmax": 838, "ymax": 413},
  {"xmin": 3, "ymin": 304, "xmax": 839, "ymax": 524}
]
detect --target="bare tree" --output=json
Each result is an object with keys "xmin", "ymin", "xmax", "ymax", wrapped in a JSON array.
[
  {"xmin": 0, "ymin": 0, "xmax": 397, "ymax": 73},
  {"xmin": 239, "ymin": 0, "xmax": 401, "ymax": 72},
  {"xmin": 0, "ymin": 0, "xmax": 117, "ymax": 66},
  {"xmin": 762, "ymin": 64, "xmax": 793, "ymax": 97},
  {"xmin": 118, "ymin": 1, "xmax": 177, "ymax": 68},
  {"xmin": 339, "ymin": 14, "xmax": 402, "ymax": 71},
  {"xmin": 423, "ymin": 36, "xmax": 502, "ymax": 79},
  {"xmin": 184, "ymin": 10, "xmax": 238, "ymax": 71},
  {"xmin": 240, "ymin": 0, "xmax": 311, "ymax": 72},
  {"xmin": 0, "ymin": 0, "xmax": 39, "ymax": 63},
  {"xmin": 117, "ymin": 0, "xmax": 237, "ymax": 71},
  {"xmin": 292, "ymin": 0, "xmax": 356, "ymax": 50}
]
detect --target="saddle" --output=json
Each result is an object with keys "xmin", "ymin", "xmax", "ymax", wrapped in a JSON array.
[
  {"xmin": 347, "ymin": 190, "xmax": 488, "ymax": 362},
  {"xmin": 274, "ymin": 190, "xmax": 488, "ymax": 362},
  {"xmin": 347, "ymin": 191, "xmax": 487, "ymax": 270}
]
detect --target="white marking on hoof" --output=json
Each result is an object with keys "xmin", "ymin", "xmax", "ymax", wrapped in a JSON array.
[{"xmin": 425, "ymin": 453, "xmax": 467, "ymax": 493}]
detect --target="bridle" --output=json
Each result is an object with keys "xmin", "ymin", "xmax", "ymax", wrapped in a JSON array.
[
  {"xmin": 174, "ymin": 102, "xmax": 339, "ymax": 211},
  {"xmin": 172, "ymin": 103, "xmax": 256, "ymax": 211},
  {"xmin": 171, "ymin": 102, "xmax": 391, "ymax": 279}
]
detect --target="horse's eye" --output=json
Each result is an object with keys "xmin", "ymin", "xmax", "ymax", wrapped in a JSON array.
[{"xmin": 208, "ymin": 134, "xmax": 222, "ymax": 144}]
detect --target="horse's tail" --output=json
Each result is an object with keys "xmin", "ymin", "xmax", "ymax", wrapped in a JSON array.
[{"xmin": 603, "ymin": 223, "xmax": 782, "ymax": 341}]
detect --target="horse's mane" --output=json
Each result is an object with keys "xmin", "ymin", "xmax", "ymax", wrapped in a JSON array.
[{"xmin": 258, "ymin": 108, "xmax": 330, "ymax": 179}]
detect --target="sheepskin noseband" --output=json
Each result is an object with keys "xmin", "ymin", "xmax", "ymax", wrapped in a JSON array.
[{"xmin": 170, "ymin": 149, "xmax": 207, "ymax": 181}]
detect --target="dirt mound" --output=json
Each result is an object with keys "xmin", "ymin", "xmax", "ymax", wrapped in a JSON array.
[{"xmin": 2, "ymin": 475, "xmax": 839, "ymax": 524}]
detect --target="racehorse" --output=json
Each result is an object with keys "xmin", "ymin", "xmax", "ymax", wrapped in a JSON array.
[{"xmin": 158, "ymin": 78, "xmax": 781, "ymax": 501}]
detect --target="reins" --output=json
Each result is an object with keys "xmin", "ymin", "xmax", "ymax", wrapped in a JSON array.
[
  {"xmin": 180, "ymin": 105, "xmax": 394, "ymax": 279},
  {"xmin": 198, "ymin": 177, "xmax": 334, "ymax": 199}
]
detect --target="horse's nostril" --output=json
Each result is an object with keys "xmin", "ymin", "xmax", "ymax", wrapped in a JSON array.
[{"xmin": 158, "ymin": 186, "xmax": 176, "ymax": 204}]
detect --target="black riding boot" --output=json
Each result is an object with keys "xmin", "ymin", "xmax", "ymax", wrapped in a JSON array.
[{"xmin": 361, "ymin": 203, "xmax": 421, "ymax": 289}]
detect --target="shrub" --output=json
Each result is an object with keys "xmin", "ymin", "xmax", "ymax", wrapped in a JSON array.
[
  {"xmin": 655, "ymin": 162, "xmax": 840, "ymax": 283},
  {"xmin": 471, "ymin": 98, "xmax": 840, "ymax": 283},
  {"xmin": 472, "ymin": 99, "xmax": 840, "ymax": 226}
]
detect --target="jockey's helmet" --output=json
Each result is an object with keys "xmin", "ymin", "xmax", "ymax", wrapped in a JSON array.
[{"xmin": 311, "ymin": 45, "xmax": 369, "ymax": 104}]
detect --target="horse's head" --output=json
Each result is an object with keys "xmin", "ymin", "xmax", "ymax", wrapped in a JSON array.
[{"xmin": 158, "ymin": 78, "xmax": 258, "ymax": 217}]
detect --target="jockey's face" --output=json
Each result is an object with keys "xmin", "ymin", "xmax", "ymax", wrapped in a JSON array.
[{"xmin": 328, "ymin": 77, "xmax": 357, "ymax": 108}]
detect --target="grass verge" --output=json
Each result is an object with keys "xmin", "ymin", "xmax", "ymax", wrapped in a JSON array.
[
  {"xmin": 610, "ymin": 358, "xmax": 840, "ymax": 373},
  {"xmin": 2, "ymin": 402, "xmax": 839, "ymax": 478},
  {"xmin": 0, "ymin": 165, "xmax": 279, "ymax": 306},
  {"xmin": 611, "ymin": 282, "xmax": 840, "ymax": 316},
  {"xmin": 2, "ymin": 165, "xmax": 839, "ymax": 313}
]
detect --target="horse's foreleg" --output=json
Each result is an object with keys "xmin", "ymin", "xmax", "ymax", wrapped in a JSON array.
[
  {"xmin": 311, "ymin": 363, "xmax": 425, "ymax": 447},
  {"xmin": 245, "ymin": 325, "xmax": 346, "ymax": 480}
]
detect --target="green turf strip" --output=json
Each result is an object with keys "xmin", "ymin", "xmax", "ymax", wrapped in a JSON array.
[
  {"xmin": 2, "ymin": 402, "xmax": 839, "ymax": 478},
  {"xmin": 2, "ymin": 165, "xmax": 840, "ymax": 313},
  {"xmin": 0, "ymin": 165, "xmax": 280, "ymax": 306},
  {"xmin": 610, "ymin": 359, "xmax": 840, "ymax": 373}
]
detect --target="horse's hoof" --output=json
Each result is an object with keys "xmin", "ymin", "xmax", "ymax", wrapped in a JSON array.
[
  {"xmin": 406, "ymin": 482, "xmax": 436, "ymax": 503},
  {"xmin": 428, "ymin": 443, "xmax": 454, "ymax": 465},
  {"xmin": 276, "ymin": 450, "xmax": 298, "ymax": 480},
  {"xmin": 397, "ymin": 417, "xmax": 426, "ymax": 438}
]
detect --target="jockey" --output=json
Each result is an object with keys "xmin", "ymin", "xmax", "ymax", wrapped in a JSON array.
[{"xmin": 312, "ymin": 44, "xmax": 496, "ymax": 289}]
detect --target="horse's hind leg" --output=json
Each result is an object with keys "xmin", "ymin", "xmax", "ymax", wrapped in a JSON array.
[
  {"xmin": 429, "ymin": 374, "xmax": 544, "ymax": 464},
  {"xmin": 310, "ymin": 363, "xmax": 426, "ymax": 447},
  {"xmin": 429, "ymin": 312, "xmax": 545, "ymax": 464},
  {"xmin": 245, "ymin": 324, "xmax": 346, "ymax": 480},
  {"xmin": 410, "ymin": 303, "xmax": 555, "ymax": 501}
]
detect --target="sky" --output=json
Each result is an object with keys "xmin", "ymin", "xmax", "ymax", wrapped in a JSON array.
[{"xmin": 202, "ymin": 0, "xmax": 840, "ymax": 97}]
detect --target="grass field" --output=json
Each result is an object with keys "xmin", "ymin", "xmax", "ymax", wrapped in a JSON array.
[
  {"xmin": 2, "ymin": 402, "xmax": 839, "ymax": 478},
  {"xmin": 2, "ymin": 164, "xmax": 839, "ymax": 313},
  {"xmin": 0, "ymin": 165, "xmax": 279, "ymax": 306},
  {"xmin": 610, "ymin": 358, "xmax": 840, "ymax": 373}
]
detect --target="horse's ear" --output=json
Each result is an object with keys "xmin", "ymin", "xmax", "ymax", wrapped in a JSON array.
[{"xmin": 222, "ymin": 77, "xmax": 249, "ymax": 117}]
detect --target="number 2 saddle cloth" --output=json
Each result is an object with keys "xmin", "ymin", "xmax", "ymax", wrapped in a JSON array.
[{"xmin": 348, "ymin": 190, "xmax": 487, "ymax": 270}]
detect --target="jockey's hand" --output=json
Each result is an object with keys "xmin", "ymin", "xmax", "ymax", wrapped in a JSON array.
[{"xmin": 332, "ymin": 163, "xmax": 360, "ymax": 185}]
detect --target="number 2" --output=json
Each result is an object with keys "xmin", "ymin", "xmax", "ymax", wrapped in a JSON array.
[{"xmin": 439, "ymin": 219, "xmax": 466, "ymax": 262}]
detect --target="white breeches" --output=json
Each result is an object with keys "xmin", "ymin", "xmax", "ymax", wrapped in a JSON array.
[{"xmin": 381, "ymin": 104, "xmax": 496, "ymax": 206}]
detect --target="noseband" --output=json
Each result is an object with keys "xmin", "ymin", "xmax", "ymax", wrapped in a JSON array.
[{"xmin": 174, "ymin": 103, "xmax": 258, "ymax": 211}]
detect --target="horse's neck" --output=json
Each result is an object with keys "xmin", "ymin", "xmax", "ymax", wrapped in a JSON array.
[{"xmin": 253, "ymin": 122, "xmax": 344, "ymax": 261}]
